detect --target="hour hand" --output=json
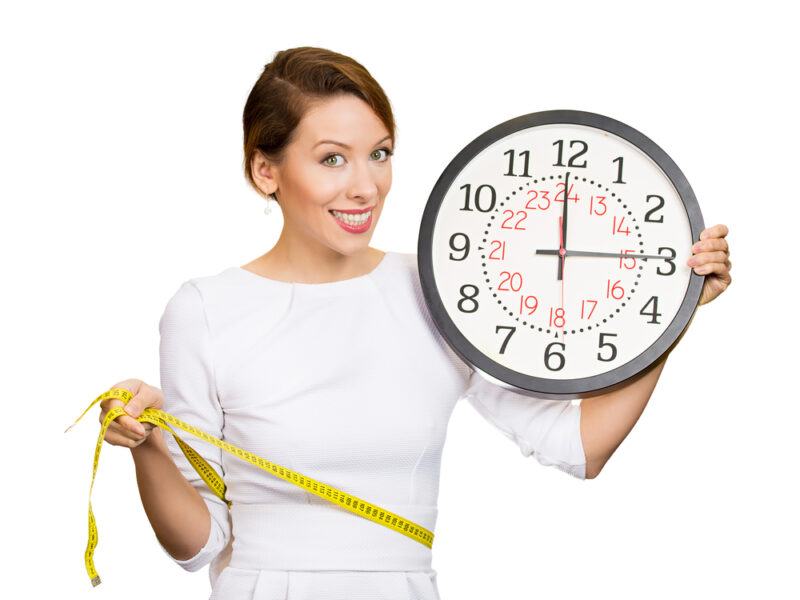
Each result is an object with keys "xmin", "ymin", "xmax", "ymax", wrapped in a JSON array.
[{"xmin": 536, "ymin": 249, "xmax": 670, "ymax": 260}]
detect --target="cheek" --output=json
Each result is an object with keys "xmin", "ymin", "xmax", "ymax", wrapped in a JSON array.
[
  {"xmin": 293, "ymin": 168, "xmax": 339, "ymax": 207},
  {"xmin": 378, "ymin": 168, "xmax": 392, "ymax": 193}
]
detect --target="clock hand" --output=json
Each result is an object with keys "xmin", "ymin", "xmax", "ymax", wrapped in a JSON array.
[
  {"xmin": 558, "ymin": 171, "xmax": 570, "ymax": 280},
  {"xmin": 536, "ymin": 249, "xmax": 670, "ymax": 260}
]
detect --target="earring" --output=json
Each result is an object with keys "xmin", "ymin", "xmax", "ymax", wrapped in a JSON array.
[{"xmin": 264, "ymin": 193, "xmax": 276, "ymax": 215}]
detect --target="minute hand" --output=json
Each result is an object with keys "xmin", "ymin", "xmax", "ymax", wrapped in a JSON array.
[{"xmin": 536, "ymin": 249, "xmax": 670, "ymax": 260}]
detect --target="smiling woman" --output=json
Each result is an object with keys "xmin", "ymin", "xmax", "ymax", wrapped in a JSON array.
[
  {"xmin": 101, "ymin": 44, "xmax": 731, "ymax": 600},
  {"xmin": 239, "ymin": 47, "xmax": 397, "ymax": 284}
]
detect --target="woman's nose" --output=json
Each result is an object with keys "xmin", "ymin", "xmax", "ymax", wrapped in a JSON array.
[{"xmin": 346, "ymin": 159, "xmax": 380, "ymax": 200}]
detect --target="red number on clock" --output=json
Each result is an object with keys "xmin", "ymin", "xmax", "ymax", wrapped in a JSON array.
[
  {"xmin": 498, "ymin": 271, "xmax": 523, "ymax": 292},
  {"xmin": 613, "ymin": 215, "xmax": 631, "ymax": 236},
  {"xmin": 519, "ymin": 295, "xmax": 539, "ymax": 315},
  {"xmin": 501, "ymin": 210, "xmax": 528, "ymax": 229},
  {"xmin": 581, "ymin": 299, "xmax": 598, "ymax": 319},
  {"xmin": 489, "ymin": 240, "xmax": 506, "ymax": 260},
  {"xmin": 589, "ymin": 195, "xmax": 607, "ymax": 216}
]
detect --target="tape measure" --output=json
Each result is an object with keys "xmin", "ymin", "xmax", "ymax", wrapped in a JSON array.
[{"xmin": 65, "ymin": 386, "xmax": 434, "ymax": 588}]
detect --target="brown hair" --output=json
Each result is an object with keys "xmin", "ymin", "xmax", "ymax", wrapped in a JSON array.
[{"xmin": 242, "ymin": 46, "xmax": 397, "ymax": 201}]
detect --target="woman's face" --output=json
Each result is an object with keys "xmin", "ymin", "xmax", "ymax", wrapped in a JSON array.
[{"xmin": 257, "ymin": 93, "xmax": 393, "ymax": 256}]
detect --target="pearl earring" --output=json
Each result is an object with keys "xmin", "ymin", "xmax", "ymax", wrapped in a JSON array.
[{"xmin": 264, "ymin": 193, "xmax": 276, "ymax": 215}]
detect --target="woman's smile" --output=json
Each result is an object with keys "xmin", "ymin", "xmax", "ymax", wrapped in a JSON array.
[{"xmin": 329, "ymin": 207, "xmax": 374, "ymax": 233}]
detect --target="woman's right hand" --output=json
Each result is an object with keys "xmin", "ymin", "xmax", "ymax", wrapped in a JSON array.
[{"xmin": 99, "ymin": 378, "xmax": 164, "ymax": 449}]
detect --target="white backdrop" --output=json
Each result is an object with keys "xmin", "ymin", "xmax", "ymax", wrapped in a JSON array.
[{"xmin": 3, "ymin": 1, "xmax": 796, "ymax": 598}]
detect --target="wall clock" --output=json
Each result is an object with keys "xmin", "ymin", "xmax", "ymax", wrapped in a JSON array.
[{"xmin": 418, "ymin": 110, "xmax": 704, "ymax": 399}]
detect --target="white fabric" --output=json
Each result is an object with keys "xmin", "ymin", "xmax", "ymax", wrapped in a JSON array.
[{"xmin": 157, "ymin": 251, "xmax": 586, "ymax": 599}]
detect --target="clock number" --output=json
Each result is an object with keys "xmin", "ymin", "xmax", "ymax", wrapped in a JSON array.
[
  {"xmin": 503, "ymin": 149, "xmax": 532, "ymax": 177},
  {"xmin": 597, "ymin": 333, "xmax": 618, "ymax": 362},
  {"xmin": 448, "ymin": 232, "xmax": 470, "ymax": 261},
  {"xmin": 589, "ymin": 195, "xmax": 607, "ymax": 216},
  {"xmin": 548, "ymin": 307, "xmax": 566, "ymax": 328},
  {"xmin": 498, "ymin": 271, "xmax": 523, "ymax": 292},
  {"xmin": 519, "ymin": 295, "xmax": 539, "ymax": 315},
  {"xmin": 459, "ymin": 183, "xmax": 496, "ymax": 213},
  {"xmin": 554, "ymin": 182, "xmax": 580, "ymax": 203},
  {"xmin": 644, "ymin": 194, "xmax": 665, "ymax": 223},
  {"xmin": 544, "ymin": 342, "xmax": 566, "ymax": 371},
  {"xmin": 612, "ymin": 156, "xmax": 626, "ymax": 184},
  {"xmin": 553, "ymin": 139, "xmax": 588, "ymax": 168},
  {"xmin": 639, "ymin": 295, "xmax": 662, "ymax": 324},
  {"xmin": 618, "ymin": 249, "xmax": 637, "ymax": 270},
  {"xmin": 457, "ymin": 284, "xmax": 480, "ymax": 313},
  {"xmin": 526, "ymin": 189, "xmax": 551, "ymax": 210},
  {"xmin": 656, "ymin": 247, "xmax": 676, "ymax": 276},
  {"xmin": 501, "ymin": 209, "xmax": 528, "ymax": 230},
  {"xmin": 606, "ymin": 279, "xmax": 625, "ymax": 300},
  {"xmin": 613, "ymin": 215, "xmax": 631, "ymax": 236},
  {"xmin": 488, "ymin": 240, "xmax": 505, "ymax": 260},
  {"xmin": 495, "ymin": 325, "xmax": 516, "ymax": 354},
  {"xmin": 581, "ymin": 299, "xmax": 597, "ymax": 319}
]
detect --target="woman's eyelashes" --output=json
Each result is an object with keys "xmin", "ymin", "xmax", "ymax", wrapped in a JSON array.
[{"xmin": 321, "ymin": 146, "xmax": 394, "ymax": 167}]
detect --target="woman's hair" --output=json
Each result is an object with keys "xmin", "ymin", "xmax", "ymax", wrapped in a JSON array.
[{"xmin": 242, "ymin": 46, "xmax": 397, "ymax": 201}]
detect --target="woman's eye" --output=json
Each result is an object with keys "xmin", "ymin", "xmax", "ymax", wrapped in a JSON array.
[
  {"xmin": 323, "ymin": 154, "xmax": 344, "ymax": 167},
  {"xmin": 372, "ymin": 147, "xmax": 393, "ymax": 161}
]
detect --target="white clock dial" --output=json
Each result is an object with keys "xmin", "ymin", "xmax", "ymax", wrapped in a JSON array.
[{"xmin": 419, "ymin": 111, "xmax": 704, "ymax": 398}]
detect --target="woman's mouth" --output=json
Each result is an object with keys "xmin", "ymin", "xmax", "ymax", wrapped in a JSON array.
[{"xmin": 329, "ymin": 208, "xmax": 373, "ymax": 233}]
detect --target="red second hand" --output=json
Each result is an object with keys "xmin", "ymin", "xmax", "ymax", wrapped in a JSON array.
[{"xmin": 558, "ymin": 216, "xmax": 565, "ymax": 315}]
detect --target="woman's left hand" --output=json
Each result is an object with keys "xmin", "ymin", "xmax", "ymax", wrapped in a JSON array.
[{"xmin": 687, "ymin": 223, "xmax": 732, "ymax": 306}]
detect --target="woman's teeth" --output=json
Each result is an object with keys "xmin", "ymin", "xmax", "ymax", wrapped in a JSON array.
[{"xmin": 330, "ymin": 209, "xmax": 372, "ymax": 225}]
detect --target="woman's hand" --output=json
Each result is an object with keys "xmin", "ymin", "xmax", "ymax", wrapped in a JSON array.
[
  {"xmin": 99, "ymin": 378, "xmax": 163, "ymax": 449},
  {"xmin": 687, "ymin": 223, "xmax": 732, "ymax": 306}
]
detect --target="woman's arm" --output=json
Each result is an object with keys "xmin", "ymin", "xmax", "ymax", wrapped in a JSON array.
[
  {"xmin": 579, "ymin": 223, "xmax": 732, "ymax": 479},
  {"xmin": 130, "ymin": 427, "xmax": 212, "ymax": 560},
  {"xmin": 579, "ymin": 352, "xmax": 669, "ymax": 479}
]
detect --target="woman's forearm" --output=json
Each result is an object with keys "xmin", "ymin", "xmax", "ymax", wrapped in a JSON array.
[
  {"xmin": 129, "ymin": 428, "xmax": 211, "ymax": 560},
  {"xmin": 579, "ymin": 352, "xmax": 670, "ymax": 479}
]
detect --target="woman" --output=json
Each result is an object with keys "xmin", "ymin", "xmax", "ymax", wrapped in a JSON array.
[{"xmin": 100, "ymin": 47, "xmax": 732, "ymax": 599}]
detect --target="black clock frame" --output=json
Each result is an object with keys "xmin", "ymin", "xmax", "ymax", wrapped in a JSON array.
[{"xmin": 417, "ymin": 109, "xmax": 705, "ymax": 400}]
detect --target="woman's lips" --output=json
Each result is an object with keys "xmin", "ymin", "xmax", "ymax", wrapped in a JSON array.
[{"xmin": 330, "ymin": 209, "xmax": 373, "ymax": 233}]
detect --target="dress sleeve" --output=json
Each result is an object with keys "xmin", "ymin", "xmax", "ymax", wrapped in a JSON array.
[
  {"xmin": 157, "ymin": 280, "xmax": 232, "ymax": 571},
  {"xmin": 460, "ymin": 367, "xmax": 587, "ymax": 480}
]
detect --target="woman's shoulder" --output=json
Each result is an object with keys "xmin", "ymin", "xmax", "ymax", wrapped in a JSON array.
[{"xmin": 385, "ymin": 250, "xmax": 419, "ymax": 275}]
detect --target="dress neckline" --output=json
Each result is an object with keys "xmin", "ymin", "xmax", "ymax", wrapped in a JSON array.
[{"xmin": 231, "ymin": 251, "xmax": 393, "ymax": 291}]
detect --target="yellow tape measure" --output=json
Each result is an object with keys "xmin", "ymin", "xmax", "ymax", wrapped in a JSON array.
[{"xmin": 65, "ymin": 387, "xmax": 434, "ymax": 587}]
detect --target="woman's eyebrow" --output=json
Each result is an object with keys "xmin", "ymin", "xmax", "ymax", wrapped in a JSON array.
[{"xmin": 313, "ymin": 135, "xmax": 392, "ymax": 150}]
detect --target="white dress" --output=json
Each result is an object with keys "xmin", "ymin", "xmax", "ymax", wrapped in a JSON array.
[{"xmin": 157, "ymin": 251, "xmax": 586, "ymax": 600}]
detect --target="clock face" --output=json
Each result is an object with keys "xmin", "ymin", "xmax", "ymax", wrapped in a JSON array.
[{"xmin": 418, "ymin": 110, "xmax": 704, "ymax": 399}]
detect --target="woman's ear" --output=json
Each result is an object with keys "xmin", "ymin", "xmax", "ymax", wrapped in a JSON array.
[{"xmin": 251, "ymin": 151, "xmax": 280, "ymax": 199}]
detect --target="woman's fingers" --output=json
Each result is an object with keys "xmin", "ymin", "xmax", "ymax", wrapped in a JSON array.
[
  {"xmin": 699, "ymin": 223, "xmax": 729, "ymax": 240},
  {"xmin": 693, "ymin": 260, "xmax": 731, "ymax": 277},
  {"xmin": 99, "ymin": 401, "xmax": 145, "ymax": 436},
  {"xmin": 691, "ymin": 237, "xmax": 728, "ymax": 253},
  {"xmin": 123, "ymin": 383, "xmax": 164, "ymax": 420},
  {"xmin": 687, "ymin": 250, "xmax": 728, "ymax": 270}
]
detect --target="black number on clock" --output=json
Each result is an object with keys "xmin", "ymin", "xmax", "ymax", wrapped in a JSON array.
[
  {"xmin": 656, "ymin": 247, "xmax": 676, "ymax": 276},
  {"xmin": 644, "ymin": 194, "xmax": 665, "ymax": 223},
  {"xmin": 495, "ymin": 325, "xmax": 516, "ymax": 354},
  {"xmin": 597, "ymin": 333, "xmax": 618, "ymax": 362},
  {"xmin": 612, "ymin": 156, "xmax": 626, "ymax": 184},
  {"xmin": 457, "ymin": 284, "xmax": 480, "ymax": 313},
  {"xmin": 459, "ymin": 183, "xmax": 496, "ymax": 212},
  {"xmin": 640, "ymin": 296, "xmax": 662, "ymax": 324},
  {"xmin": 544, "ymin": 342, "xmax": 566, "ymax": 371},
  {"xmin": 448, "ymin": 233, "xmax": 470, "ymax": 261},
  {"xmin": 553, "ymin": 139, "xmax": 588, "ymax": 168},
  {"xmin": 503, "ymin": 149, "xmax": 532, "ymax": 177}
]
